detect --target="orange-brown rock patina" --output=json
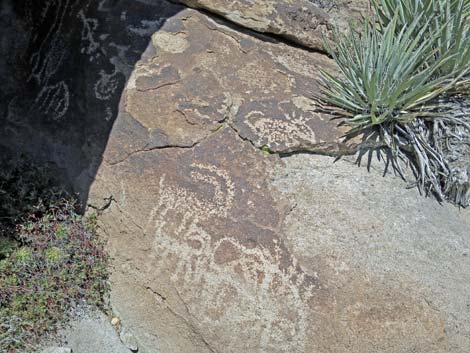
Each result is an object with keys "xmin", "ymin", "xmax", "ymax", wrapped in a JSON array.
[{"xmin": 89, "ymin": 9, "xmax": 451, "ymax": 353}]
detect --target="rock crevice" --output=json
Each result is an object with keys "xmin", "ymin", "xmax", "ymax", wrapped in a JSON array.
[{"xmin": 169, "ymin": 0, "xmax": 369, "ymax": 51}]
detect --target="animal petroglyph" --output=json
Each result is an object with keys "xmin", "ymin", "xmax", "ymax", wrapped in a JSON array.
[
  {"xmin": 245, "ymin": 109, "xmax": 317, "ymax": 148},
  {"xmin": 152, "ymin": 222, "xmax": 314, "ymax": 352},
  {"xmin": 141, "ymin": 162, "xmax": 318, "ymax": 352},
  {"xmin": 145, "ymin": 163, "xmax": 235, "ymax": 237}
]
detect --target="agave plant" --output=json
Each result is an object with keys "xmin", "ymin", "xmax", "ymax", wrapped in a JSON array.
[
  {"xmin": 372, "ymin": 0, "xmax": 470, "ymax": 78},
  {"xmin": 322, "ymin": 16, "xmax": 465, "ymax": 132},
  {"xmin": 320, "ymin": 0, "xmax": 470, "ymax": 206}
]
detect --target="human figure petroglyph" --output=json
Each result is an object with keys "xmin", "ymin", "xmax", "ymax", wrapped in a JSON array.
[{"xmin": 78, "ymin": 10, "xmax": 101, "ymax": 58}]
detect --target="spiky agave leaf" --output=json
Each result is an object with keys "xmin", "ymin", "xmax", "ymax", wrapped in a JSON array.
[
  {"xmin": 371, "ymin": 0, "xmax": 470, "ymax": 31},
  {"xmin": 372, "ymin": 0, "xmax": 470, "ymax": 78},
  {"xmin": 369, "ymin": 0, "xmax": 470, "ymax": 205}
]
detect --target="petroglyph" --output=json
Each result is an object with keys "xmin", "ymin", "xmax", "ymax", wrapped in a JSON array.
[
  {"xmin": 152, "ymin": 222, "xmax": 314, "ymax": 352},
  {"xmin": 245, "ymin": 109, "xmax": 317, "ymax": 148},
  {"xmin": 94, "ymin": 69, "xmax": 120, "ymax": 100},
  {"xmin": 104, "ymin": 106, "xmax": 113, "ymax": 121},
  {"xmin": 28, "ymin": 0, "xmax": 70, "ymax": 79},
  {"xmin": 135, "ymin": 154, "xmax": 320, "ymax": 352},
  {"xmin": 129, "ymin": 18, "xmax": 167, "ymax": 37},
  {"xmin": 78, "ymin": 10, "xmax": 101, "ymax": 59},
  {"xmin": 34, "ymin": 81, "xmax": 70, "ymax": 121},
  {"xmin": 145, "ymin": 163, "xmax": 235, "ymax": 237},
  {"xmin": 30, "ymin": 40, "xmax": 67, "ymax": 86},
  {"xmin": 17, "ymin": 0, "xmax": 180, "ymax": 125},
  {"xmin": 152, "ymin": 31, "xmax": 190, "ymax": 54},
  {"xmin": 26, "ymin": 0, "xmax": 78, "ymax": 121}
]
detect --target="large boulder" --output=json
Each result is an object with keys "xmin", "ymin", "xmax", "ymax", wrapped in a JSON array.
[
  {"xmin": 273, "ymin": 155, "xmax": 470, "ymax": 353},
  {"xmin": 89, "ymin": 7, "xmax": 470, "ymax": 353},
  {"xmin": 3, "ymin": 0, "xmax": 469, "ymax": 352}
]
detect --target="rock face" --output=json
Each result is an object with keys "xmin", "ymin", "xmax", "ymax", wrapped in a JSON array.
[
  {"xmin": 88, "ymin": 6, "xmax": 470, "ymax": 353},
  {"xmin": 173, "ymin": 0, "xmax": 370, "ymax": 50},
  {"xmin": 273, "ymin": 155, "xmax": 470, "ymax": 353},
  {"xmin": 105, "ymin": 8, "xmax": 353, "ymax": 167},
  {"xmin": 0, "ymin": 0, "xmax": 363, "ymax": 195},
  {"xmin": 93, "ymin": 127, "xmax": 470, "ymax": 352},
  {"xmin": 2, "ymin": 0, "xmax": 470, "ymax": 352}
]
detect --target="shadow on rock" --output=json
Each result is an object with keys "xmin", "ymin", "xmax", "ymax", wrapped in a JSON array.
[{"xmin": 0, "ymin": 0, "xmax": 183, "ymax": 206}]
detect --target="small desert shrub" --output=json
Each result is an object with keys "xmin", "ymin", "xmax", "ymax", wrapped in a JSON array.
[
  {"xmin": 0, "ymin": 201, "xmax": 109, "ymax": 352},
  {"xmin": 320, "ymin": 0, "xmax": 470, "ymax": 206},
  {"xmin": 0, "ymin": 159, "xmax": 109, "ymax": 352}
]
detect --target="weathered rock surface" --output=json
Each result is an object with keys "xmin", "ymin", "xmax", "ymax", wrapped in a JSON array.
[
  {"xmin": 0, "ymin": 0, "xmax": 357, "ymax": 200},
  {"xmin": 94, "ymin": 128, "xmax": 470, "ymax": 352},
  {"xmin": 106, "ymin": 8, "xmax": 352, "ymax": 166},
  {"xmin": 89, "ymin": 7, "xmax": 470, "ymax": 353},
  {"xmin": 273, "ymin": 155, "xmax": 470, "ymax": 353},
  {"xmin": 41, "ymin": 348, "xmax": 72, "ymax": 353},
  {"xmin": 43, "ymin": 309, "xmax": 131, "ymax": 353},
  {"xmin": 173, "ymin": 0, "xmax": 370, "ymax": 50}
]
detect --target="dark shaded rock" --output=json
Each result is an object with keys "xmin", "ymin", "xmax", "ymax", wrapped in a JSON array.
[{"xmin": 0, "ymin": 0, "xmax": 183, "ymax": 200}]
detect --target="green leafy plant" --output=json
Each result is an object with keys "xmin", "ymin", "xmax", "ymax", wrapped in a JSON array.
[
  {"xmin": 320, "ymin": 0, "xmax": 470, "ymax": 206},
  {"xmin": 372, "ymin": 0, "xmax": 470, "ymax": 81},
  {"xmin": 322, "ymin": 16, "xmax": 464, "ymax": 130},
  {"xmin": 0, "ymin": 158, "xmax": 109, "ymax": 352},
  {"xmin": 0, "ymin": 201, "xmax": 109, "ymax": 352}
]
